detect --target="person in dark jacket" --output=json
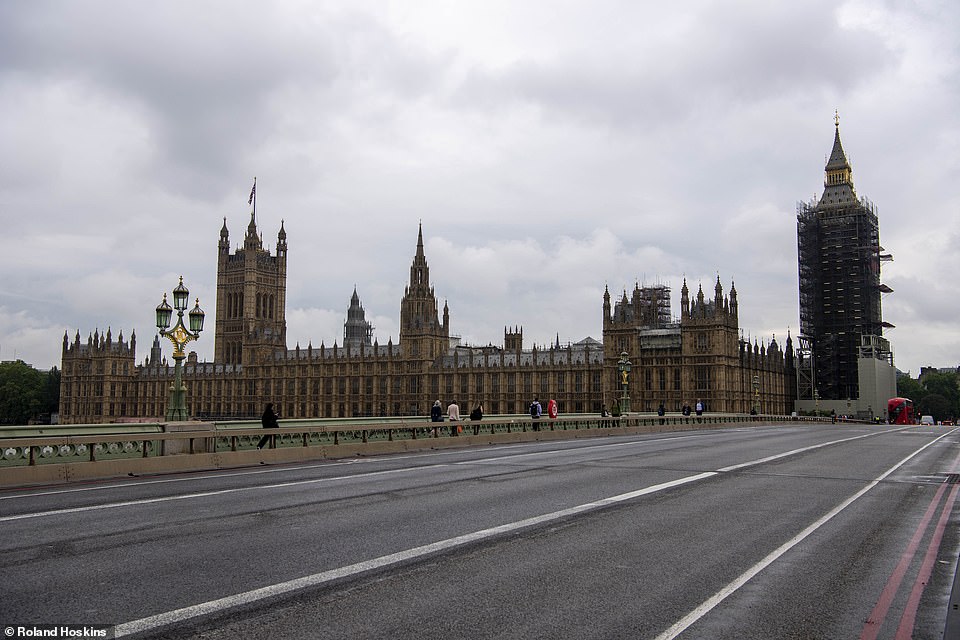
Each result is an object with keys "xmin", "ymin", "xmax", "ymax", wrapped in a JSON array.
[
  {"xmin": 430, "ymin": 400, "xmax": 444, "ymax": 422},
  {"xmin": 470, "ymin": 403, "xmax": 483, "ymax": 434},
  {"xmin": 257, "ymin": 403, "xmax": 279, "ymax": 449}
]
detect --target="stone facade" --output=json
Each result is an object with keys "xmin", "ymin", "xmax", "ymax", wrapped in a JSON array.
[{"xmin": 59, "ymin": 220, "xmax": 795, "ymax": 424}]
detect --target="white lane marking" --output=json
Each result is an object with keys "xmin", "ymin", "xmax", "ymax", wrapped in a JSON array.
[
  {"xmin": 112, "ymin": 426, "xmax": 921, "ymax": 637},
  {"xmin": 0, "ymin": 431, "xmax": 718, "ymax": 510},
  {"xmin": 0, "ymin": 465, "xmax": 449, "ymax": 522},
  {"xmin": 716, "ymin": 428, "xmax": 910, "ymax": 472},
  {"xmin": 0, "ymin": 432, "xmax": 712, "ymax": 501},
  {"xmin": 0, "ymin": 460, "xmax": 359, "ymax": 500},
  {"xmin": 453, "ymin": 433, "xmax": 716, "ymax": 465},
  {"xmin": 652, "ymin": 427, "xmax": 958, "ymax": 640},
  {"xmin": 0, "ymin": 427, "xmax": 912, "ymax": 521},
  {"xmin": 112, "ymin": 471, "xmax": 718, "ymax": 638}
]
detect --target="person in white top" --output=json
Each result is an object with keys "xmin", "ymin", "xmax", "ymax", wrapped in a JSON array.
[
  {"xmin": 447, "ymin": 400, "xmax": 460, "ymax": 420},
  {"xmin": 447, "ymin": 400, "xmax": 461, "ymax": 436}
]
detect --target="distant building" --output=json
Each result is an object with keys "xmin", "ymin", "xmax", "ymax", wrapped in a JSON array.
[
  {"xmin": 604, "ymin": 280, "xmax": 795, "ymax": 414},
  {"xmin": 59, "ymin": 219, "xmax": 795, "ymax": 423},
  {"xmin": 796, "ymin": 116, "xmax": 896, "ymax": 415}
]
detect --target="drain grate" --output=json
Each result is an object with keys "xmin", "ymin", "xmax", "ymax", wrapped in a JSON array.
[{"xmin": 946, "ymin": 473, "xmax": 960, "ymax": 485}]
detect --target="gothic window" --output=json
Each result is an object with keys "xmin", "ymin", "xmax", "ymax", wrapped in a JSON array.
[
  {"xmin": 574, "ymin": 372, "xmax": 583, "ymax": 393},
  {"xmin": 558, "ymin": 372, "xmax": 566, "ymax": 393},
  {"xmin": 695, "ymin": 366, "xmax": 710, "ymax": 390}
]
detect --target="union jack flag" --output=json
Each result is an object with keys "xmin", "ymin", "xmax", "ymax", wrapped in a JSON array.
[{"xmin": 248, "ymin": 178, "xmax": 256, "ymax": 205}]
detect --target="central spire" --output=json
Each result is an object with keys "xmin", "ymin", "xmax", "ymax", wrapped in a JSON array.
[{"xmin": 409, "ymin": 222, "xmax": 429, "ymax": 289}]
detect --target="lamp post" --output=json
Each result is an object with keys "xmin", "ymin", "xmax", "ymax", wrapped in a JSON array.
[
  {"xmin": 814, "ymin": 389, "xmax": 820, "ymax": 417},
  {"xmin": 617, "ymin": 351, "xmax": 632, "ymax": 415},
  {"xmin": 156, "ymin": 276, "xmax": 205, "ymax": 421}
]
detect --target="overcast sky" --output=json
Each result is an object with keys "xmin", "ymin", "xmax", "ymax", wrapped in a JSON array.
[{"xmin": 1, "ymin": 0, "xmax": 957, "ymax": 377}]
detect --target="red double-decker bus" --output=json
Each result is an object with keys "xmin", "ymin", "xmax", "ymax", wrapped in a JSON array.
[{"xmin": 888, "ymin": 397, "xmax": 914, "ymax": 424}]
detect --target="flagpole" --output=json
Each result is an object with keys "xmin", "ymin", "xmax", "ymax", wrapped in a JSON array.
[{"xmin": 248, "ymin": 176, "xmax": 257, "ymax": 224}]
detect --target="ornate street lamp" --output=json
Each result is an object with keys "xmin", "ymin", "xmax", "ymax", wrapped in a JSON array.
[
  {"xmin": 156, "ymin": 276, "xmax": 204, "ymax": 421},
  {"xmin": 617, "ymin": 351, "xmax": 632, "ymax": 415}
]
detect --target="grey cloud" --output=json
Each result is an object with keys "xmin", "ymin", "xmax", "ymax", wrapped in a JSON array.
[
  {"xmin": 0, "ymin": 2, "xmax": 447, "ymax": 199},
  {"xmin": 452, "ymin": 3, "xmax": 890, "ymax": 128}
]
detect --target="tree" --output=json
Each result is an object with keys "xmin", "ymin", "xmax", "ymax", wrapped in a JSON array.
[
  {"xmin": 0, "ymin": 361, "xmax": 45, "ymax": 424},
  {"xmin": 897, "ymin": 376, "xmax": 926, "ymax": 404},
  {"xmin": 917, "ymin": 393, "xmax": 952, "ymax": 423},
  {"xmin": 920, "ymin": 372, "xmax": 959, "ymax": 419}
]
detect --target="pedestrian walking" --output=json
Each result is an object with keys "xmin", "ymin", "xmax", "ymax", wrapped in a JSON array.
[
  {"xmin": 530, "ymin": 397, "xmax": 542, "ymax": 431},
  {"xmin": 257, "ymin": 403, "xmax": 279, "ymax": 450},
  {"xmin": 695, "ymin": 399, "xmax": 704, "ymax": 422}
]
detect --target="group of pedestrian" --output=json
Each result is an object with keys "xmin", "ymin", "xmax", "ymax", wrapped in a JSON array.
[
  {"xmin": 428, "ymin": 399, "xmax": 485, "ymax": 436},
  {"xmin": 681, "ymin": 399, "xmax": 705, "ymax": 422},
  {"xmin": 256, "ymin": 394, "xmax": 710, "ymax": 452}
]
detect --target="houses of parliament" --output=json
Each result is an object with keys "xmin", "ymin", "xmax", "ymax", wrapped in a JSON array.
[{"xmin": 58, "ymin": 217, "xmax": 796, "ymax": 424}]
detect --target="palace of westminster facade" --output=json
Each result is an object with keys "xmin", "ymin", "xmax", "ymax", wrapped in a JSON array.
[{"xmin": 58, "ymin": 211, "xmax": 796, "ymax": 424}]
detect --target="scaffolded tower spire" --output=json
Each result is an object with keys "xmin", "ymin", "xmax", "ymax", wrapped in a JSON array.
[{"xmin": 796, "ymin": 115, "xmax": 891, "ymax": 402}]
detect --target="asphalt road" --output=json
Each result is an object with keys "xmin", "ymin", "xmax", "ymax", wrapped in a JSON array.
[{"xmin": 2, "ymin": 422, "xmax": 959, "ymax": 639}]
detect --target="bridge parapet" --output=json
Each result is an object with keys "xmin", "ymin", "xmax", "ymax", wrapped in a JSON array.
[{"xmin": 0, "ymin": 413, "xmax": 825, "ymax": 487}]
